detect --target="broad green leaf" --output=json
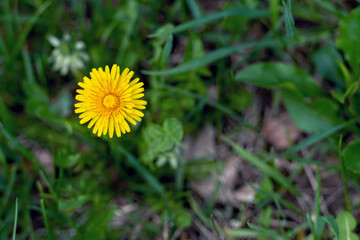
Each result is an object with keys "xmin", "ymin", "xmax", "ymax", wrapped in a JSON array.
[
  {"xmin": 223, "ymin": 137, "xmax": 300, "ymax": 196},
  {"xmin": 142, "ymin": 118, "xmax": 183, "ymax": 164},
  {"xmin": 336, "ymin": 211, "xmax": 358, "ymax": 240},
  {"xmin": 311, "ymin": 45, "xmax": 343, "ymax": 85},
  {"xmin": 163, "ymin": 118, "xmax": 183, "ymax": 144},
  {"xmin": 282, "ymin": 90, "xmax": 339, "ymax": 132},
  {"xmin": 236, "ymin": 62, "xmax": 323, "ymax": 97},
  {"xmin": 143, "ymin": 123, "xmax": 164, "ymax": 150},
  {"xmin": 343, "ymin": 140, "xmax": 360, "ymax": 173},
  {"xmin": 336, "ymin": 7, "xmax": 360, "ymax": 76}
]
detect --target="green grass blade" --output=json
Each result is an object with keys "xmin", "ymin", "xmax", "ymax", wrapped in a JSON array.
[
  {"xmin": 291, "ymin": 157, "xmax": 337, "ymax": 170},
  {"xmin": 280, "ymin": 119, "xmax": 357, "ymax": 157},
  {"xmin": 115, "ymin": 1, "xmax": 138, "ymax": 65},
  {"xmin": 247, "ymin": 183, "xmax": 303, "ymax": 216},
  {"xmin": 115, "ymin": 145, "xmax": 176, "ymax": 232},
  {"xmin": 142, "ymin": 39, "xmax": 281, "ymax": 76},
  {"xmin": 247, "ymin": 221, "xmax": 283, "ymax": 240},
  {"xmin": 161, "ymin": 33, "xmax": 173, "ymax": 65},
  {"xmin": 223, "ymin": 136, "xmax": 300, "ymax": 196},
  {"xmin": 22, "ymin": 46, "xmax": 35, "ymax": 83},
  {"xmin": 117, "ymin": 145, "xmax": 164, "ymax": 195},
  {"xmin": 0, "ymin": 165, "xmax": 17, "ymax": 215},
  {"xmin": 0, "ymin": 96, "xmax": 14, "ymax": 135},
  {"xmin": 225, "ymin": 229, "xmax": 262, "ymax": 238},
  {"xmin": 169, "ymin": 7, "xmax": 269, "ymax": 35},
  {"xmin": 12, "ymin": 198, "xmax": 18, "ymax": 240},
  {"xmin": 4, "ymin": 0, "xmax": 15, "ymax": 43},
  {"xmin": 11, "ymin": 1, "xmax": 51, "ymax": 60},
  {"xmin": 0, "ymin": 122, "xmax": 40, "ymax": 170},
  {"xmin": 282, "ymin": 0, "xmax": 296, "ymax": 37},
  {"xmin": 315, "ymin": 170, "xmax": 321, "ymax": 217},
  {"xmin": 338, "ymin": 135, "xmax": 351, "ymax": 212},
  {"xmin": 188, "ymin": 196, "xmax": 210, "ymax": 227},
  {"xmin": 156, "ymin": 83, "xmax": 256, "ymax": 130},
  {"xmin": 40, "ymin": 199, "xmax": 53, "ymax": 240},
  {"xmin": 210, "ymin": 214, "xmax": 221, "ymax": 240},
  {"xmin": 186, "ymin": 0, "xmax": 202, "ymax": 19},
  {"xmin": 0, "ymin": 36, "xmax": 9, "ymax": 57},
  {"xmin": 320, "ymin": 216, "xmax": 339, "ymax": 240}
]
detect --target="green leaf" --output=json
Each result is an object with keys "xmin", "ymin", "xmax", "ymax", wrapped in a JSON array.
[
  {"xmin": 55, "ymin": 152, "xmax": 81, "ymax": 168},
  {"xmin": 119, "ymin": 145, "xmax": 165, "ymax": 195},
  {"xmin": 225, "ymin": 229, "xmax": 262, "ymax": 238},
  {"xmin": 174, "ymin": 210, "xmax": 192, "ymax": 228},
  {"xmin": 281, "ymin": 119, "xmax": 357, "ymax": 157},
  {"xmin": 142, "ymin": 39, "xmax": 281, "ymax": 76},
  {"xmin": 236, "ymin": 62, "xmax": 323, "ymax": 97},
  {"xmin": 0, "ymin": 96, "xmax": 14, "ymax": 135},
  {"xmin": 337, "ymin": 61, "xmax": 352, "ymax": 86},
  {"xmin": 336, "ymin": 211, "xmax": 358, "ymax": 240},
  {"xmin": 22, "ymin": 81, "xmax": 48, "ymax": 103},
  {"xmin": 161, "ymin": 33, "xmax": 173, "ymax": 65},
  {"xmin": 311, "ymin": 45, "xmax": 343, "ymax": 85},
  {"xmin": 320, "ymin": 216, "xmax": 339, "ymax": 240},
  {"xmin": 282, "ymin": 90, "xmax": 339, "ymax": 132},
  {"xmin": 12, "ymin": 198, "xmax": 18, "ymax": 240},
  {"xmin": 149, "ymin": 7, "xmax": 269, "ymax": 37},
  {"xmin": 59, "ymin": 195, "xmax": 89, "ymax": 212},
  {"xmin": 343, "ymin": 140, "xmax": 360, "ymax": 173},
  {"xmin": 163, "ymin": 118, "xmax": 183, "ymax": 144},
  {"xmin": 142, "ymin": 118, "xmax": 183, "ymax": 164},
  {"xmin": 223, "ymin": 136, "xmax": 300, "ymax": 196},
  {"xmin": 258, "ymin": 207, "xmax": 272, "ymax": 228},
  {"xmin": 282, "ymin": 0, "xmax": 296, "ymax": 37},
  {"xmin": 186, "ymin": 0, "xmax": 202, "ymax": 19},
  {"xmin": 11, "ymin": 1, "xmax": 51, "ymax": 60},
  {"xmin": 336, "ymin": 7, "xmax": 360, "ymax": 76},
  {"xmin": 247, "ymin": 221, "xmax": 282, "ymax": 240}
]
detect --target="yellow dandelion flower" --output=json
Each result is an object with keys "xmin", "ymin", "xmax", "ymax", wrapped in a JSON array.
[{"xmin": 74, "ymin": 64, "xmax": 147, "ymax": 138}]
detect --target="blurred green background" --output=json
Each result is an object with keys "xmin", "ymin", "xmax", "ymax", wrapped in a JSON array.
[{"xmin": 1, "ymin": 0, "xmax": 360, "ymax": 239}]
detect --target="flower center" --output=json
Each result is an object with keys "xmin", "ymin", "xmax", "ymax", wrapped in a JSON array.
[{"xmin": 103, "ymin": 94, "xmax": 119, "ymax": 109}]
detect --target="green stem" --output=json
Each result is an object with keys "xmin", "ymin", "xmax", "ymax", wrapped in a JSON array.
[
  {"xmin": 338, "ymin": 135, "xmax": 351, "ymax": 212},
  {"xmin": 12, "ymin": 198, "xmax": 18, "ymax": 240},
  {"xmin": 40, "ymin": 199, "xmax": 53, "ymax": 240}
]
